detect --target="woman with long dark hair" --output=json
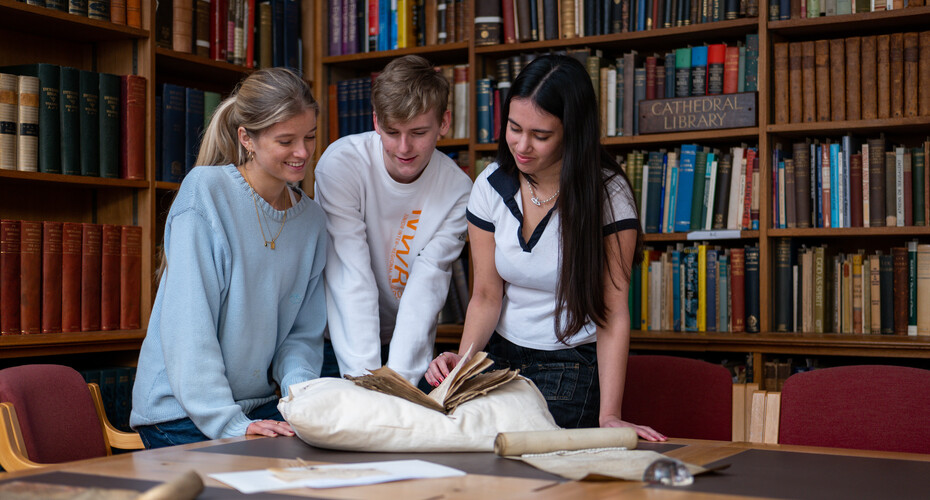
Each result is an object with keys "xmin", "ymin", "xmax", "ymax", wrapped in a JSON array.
[{"xmin": 426, "ymin": 55, "xmax": 665, "ymax": 439}]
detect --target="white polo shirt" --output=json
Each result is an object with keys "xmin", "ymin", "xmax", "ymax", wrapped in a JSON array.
[{"xmin": 466, "ymin": 163, "xmax": 639, "ymax": 350}]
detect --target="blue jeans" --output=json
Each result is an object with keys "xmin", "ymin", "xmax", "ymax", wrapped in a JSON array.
[
  {"xmin": 486, "ymin": 334, "xmax": 600, "ymax": 428},
  {"xmin": 136, "ymin": 399, "xmax": 284, "ymax": 449}
]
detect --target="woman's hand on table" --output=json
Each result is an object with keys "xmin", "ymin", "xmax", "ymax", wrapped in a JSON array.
[
  {"xmin": 246, "ymin": 420, "xmax": 295, "ymax": 437},
  {"xmin": 601, "ymin": 415, "xmax": 667, "ymax": 442}
]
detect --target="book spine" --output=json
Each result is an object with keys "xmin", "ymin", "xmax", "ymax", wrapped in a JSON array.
[
  {"xmin": 773, "ymin": 42, "xmax": 788, "ymax": 124},
  {"xmin": 885, "ymin": 150, "xmax": 896, "ymax": 226},
  {"xmin": 860, "ymin": 36, "xmax": 877, "ymax": 120},
  {"xmin": 41, "ymin": 221, "xmax": 63, "ymax": 333},
  {"xmin": 79, "ymin": 70, "xmax": 100, "ymax": 177},
  {"xmin": 88, "ymin": 0, "xmax": 108, "ymax": 20},
  {"xmin": 19, "ymin": 221, "xmax": 42, "ymax": 334},
  {"xmin": 801, "ymin": 40, "xmax": 815, "ymax": 123},
  {"xmin": 1, "ymin": 220, "xmax": 21, "ymax": 335},
  {"xmin": 60, "ymin": 67, "xmax": 80, "ymax": 175},
  {"xmin": 917, "ymin": 244, "xmax": 930, "ymax": 336},
  {"xmin": 81, "ymin": 223, "xmax": 102, "ymax": 332},
  {"xmin": 889, "ymin": 32, "xmax": 904, "ymax": 118},
  {"xmin": 920, "ymin": 32, "xmax": 930, "ymax": 117},
  {"xmin": 120, "ymin": 226, "xmax": 142, "ymax": 330},
  {"xmin": 156, "ymin": 0, "xmax": 173, "ymax": 48},
  {"xmin": 745, "ymin": 245, "xmax": 760, "ymax": 333},
  {"xmin": 101, "ymin": 224, "xmax": 121, "ymax": 331},
  {"xmin": 868, "ymin": 138, "xmax": 885, "ymax": 226},
  {"xmin": 120, "ymin": 75, "xmax": 146, "ymax": 180},
  {"xmin": 99, "ymin": 73, "xmax": 120, "ymax": 179},
  {"xmin": 173, "ymin": 0, "xmax": 194, "ymax": 52},
  {"xmin": 0, "ymin": 73, "xmax": 16, "ymax": 171},
  {"xmin": 36, "ymin": 64, "xmax": 61, "ymax": 175},
  {"xmin": 915, "ymin": 148, "xmax": 926, "ymax": 227},
  {"xmin": 61, "ymin": 222, "xmax": 83, "ymax": 332},
  {"xmin": 722, "ymin": 45, "xmax": 739, "ymax": 94},
  {"xmin": 16, "ymin": 76, "xmax": 39, "ymax": 173},
  {"xmin": 789, "ymin": 42, "xmax": 802, "ymax": 123},
  {"xmin": 903, "ymin": 32, "xmax": 919, "ymax": 118},
  {"xmin": 127, "ymin": 0, "xmax": 142, "ymax": 26},
  {"xmin": 730, "ymin": 247, "xmax": 745, "ymax": 332},
  {"xmin": 879, "ymin": 253, "xmax": 894, "ymax": 334},
  {"xmin": 876, "ymin": 34, "xmax": 890, "ymax": 118},
  {"xmin": 195, "ymin": 0, "xmax": 211, "ymax": 57},
  {"xmin": 892, "ymin": 246, "xmax": 908, "ymax": 335},
  {"xmin": 161, "ymin": 83, "xmax": 186, "ymax": 182},
  {"xmin": 869, "ymin": 253, "xmax": 881, "ymax": 334},
  {"xmin": 845, "ymin": 36, "xmax": 861, "ymax": 121},
  {"xmin": 774, "ymin": 238, "xmax": 793, "ymax": 332},
  {"xmin": 185, "ymin": 88, "xmax": 205, "ymax": 174},
  {"xmin": 829, "ymin": 38, "xmax": 845, "ymax": 121}
]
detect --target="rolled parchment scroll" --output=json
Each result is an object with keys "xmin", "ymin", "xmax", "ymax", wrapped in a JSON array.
[{"xmin": 494, "ymin": 427, "xmax": 638, "ymax": 456}]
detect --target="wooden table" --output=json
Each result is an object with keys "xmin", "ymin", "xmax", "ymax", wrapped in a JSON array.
[{"xmin": 1, "ymin": 436, "xmax": 929, "ymax": 499}]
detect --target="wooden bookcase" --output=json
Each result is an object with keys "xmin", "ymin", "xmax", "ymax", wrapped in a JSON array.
[
  {"xmin": 312, "ymin": 2, "xmax": 930, "ymax": 378},
  {"xmin": 0, "ymin": 0, "xmax": 317, "ymax": 367}
]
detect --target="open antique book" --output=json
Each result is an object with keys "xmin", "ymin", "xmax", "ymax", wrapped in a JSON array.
[{"xmin": 345, "ymin": 346, "xmax": 519, "ymax": 414}]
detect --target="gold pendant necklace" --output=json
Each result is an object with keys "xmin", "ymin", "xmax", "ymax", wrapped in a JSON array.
[{"xmin": 241, "ymin": 168, "xmax": 288, "ymax": 250}]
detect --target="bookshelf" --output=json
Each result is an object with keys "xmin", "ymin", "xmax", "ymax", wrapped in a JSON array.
[{"xmin": 313, "ymin": 0, "xmax": 930, "ymax": 384}]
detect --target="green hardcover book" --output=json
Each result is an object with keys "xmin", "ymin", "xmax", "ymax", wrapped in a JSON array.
[
  {"xmin": 0, "ymin": 64, "xmax": 61, "ymax": 174},
  {"xmin": 689, "ymin": 149, "xmax": 708, "ymax": 231},
  {"xmin": 60, "ymin": 66, "xmax": 80, "ymax": 175},
  {"xmin": 79, "ymin": 70, "xmax": 99, "ymax": 177},
  {"xmin": 203, "ymin": 90, "xmax": 221, "ymax": 129},
  {"xmin": 98, "ymin": 73, "xmax": 120, "ymax": 178},
  {"xmin": 737, "ymin": 45, "xmax": 746, "ymax": 93},
  {"xmin": 675, "ymin": 47, "xmax": 692, "ymax": 98},
  {"xmin": 908, "ymin": 241, "xmax": 918, "ymax": 335},
  {"xmin": 913, "ymin": 148, "xmax": 925, "ymax": 226}
]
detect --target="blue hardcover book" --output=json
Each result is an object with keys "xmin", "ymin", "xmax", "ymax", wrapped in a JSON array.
[
  {"xmin": 361, "ymin": 78, "xmax": 373, "ymax": 132},
  {"xmin": 772, "ymin": 146, "xmax": 781, "ymax": 228},
  {"xmin": 379, "ymin": 0, "xmax": 389, "ymax": 51},
  {"xmin": 672, "ymin": 250, "xmax": 681, "ymax": 331},
  {"xmin": 657, "ymin": 152, "xmax": 668, "ymax": 232},
  {"xmin": 842, "ymin": 134, "xmax": 854, "ymax": 228},
  {"xmin": 155, "ymin": 94, "xmax": 161, "ymax": 179},
  {"xmin": 718, "ymin": 253, "xmax": 729, "ymax": 332},
  {"xmin": 674, "ymin": 144, "xmax": 698, "ymax": 232},
  {"xmin": 779, "ymin": 0, "xmax": 790, "ymax": 19},
  {"xmin": 684, "ymin": 247, "xmax": 698, "ymax": 332},
  {"xmin": 706, "ymin": 248, "xmax": 718, "ymax": 332},
  {"xmin": 666, "ymin": 152, "xmax": 679, "ymax": 233},
  {"xmin": 476, "ymin": 78, "xmax": 492, "ymax": 144},
  {"xmin": 744, "ymin": 34, "xmax": 759, "ymax": 92},
  {"xmin": 390, "ymin": 0, "xmax": 398, "ymax": 50},
  {"xmin": 830, "ymin": 143, "xmax": 840, "ymax": 228},
  {"xmin": 184, "ymin": 87, "xmax": 205, "ymax": 175},
  {"xmin": 336, "ymin": 79, "xmax": 349, "ymax": 139},
  {"xmin": 284, "ymin": 0, "xmax": 300, "ymax": 70},
  {"xmin": 160, "ymin": 83, "xmax": 186, "ymax": 183},
  {"xmin": 272, "ymin": 0, "xmax": 285, "ymax": 67},
  {"xmin": 636, "ymin": 0, "xmax": 646, "ymax": 31},
  {"xmin": 690, "ymin": 46, "xmax": 708, "ymax": 97}
]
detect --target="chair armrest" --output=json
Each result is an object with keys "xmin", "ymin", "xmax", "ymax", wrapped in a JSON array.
[
  {"xmin": 0, "ymin": 402, "xmax": 45, "ymax": 471},
  {"xmin": 87, "ymin": 383, "xmax": 145, "ymax": 451}
]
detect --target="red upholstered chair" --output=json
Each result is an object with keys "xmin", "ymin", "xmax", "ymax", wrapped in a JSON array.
[
  {"xmin": 0, "ymin": 364, "xmax": 144, "ymax": 471},
  {"xmin": 621, "ymin": 355, "xmax": 732, "ymax": 440},
  {"xmin": 779, "ymin": 365, "xmax": 930, "ymax": 454}
]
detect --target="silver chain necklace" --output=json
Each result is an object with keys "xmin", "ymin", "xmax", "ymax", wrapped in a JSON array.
[{"xmin": 525, "ymin": 178, "xmax": 559, "ymax": 206}]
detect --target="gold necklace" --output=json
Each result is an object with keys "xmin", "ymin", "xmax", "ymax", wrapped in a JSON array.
[{"xmin": 241, "ymin": 167, "xmax": 288, "ymax": 250}]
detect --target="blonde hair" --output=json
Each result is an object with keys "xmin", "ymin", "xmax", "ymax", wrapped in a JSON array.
[
  {"xmin": 371, "ymin": 55, "xmax": 448, "ymax": 128},
  {"xmin": 196, "ymin": 67, "xmax": 318, "ymax": 167}
]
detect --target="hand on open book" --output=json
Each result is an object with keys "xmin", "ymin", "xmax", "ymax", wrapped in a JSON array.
[
  {"xmin": 246, "ymin": 419, "xmax": 295, "ymax": 438},
  {"xmin": 600, "ymin": 415, "xmax": 667, "ymax": 442},
  {"xmin": 425, "ymin": 351, "xmax": 463, "ymax": 387}
]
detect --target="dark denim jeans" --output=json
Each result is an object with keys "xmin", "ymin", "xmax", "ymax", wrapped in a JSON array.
[
  {"xmin": 322, "ymin": 338, "xmax": 433, "ymax": 392},
  {"xmin": 486, "ymin": 333, "xmax": 600, "ymax": 429},
  {"xmin": 136, "ymin": 399, "xmax": 284, "ymax": 449}
]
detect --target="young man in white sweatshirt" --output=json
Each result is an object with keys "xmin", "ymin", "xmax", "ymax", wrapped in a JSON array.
[{"xmin": 314, "ymin": 55, "xmax": 472, "ymax": 385}]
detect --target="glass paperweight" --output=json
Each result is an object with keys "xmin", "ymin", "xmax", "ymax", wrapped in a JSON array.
[{"xmin": 643, "ymin": 457, "xmax": 694, "ymax": 486}]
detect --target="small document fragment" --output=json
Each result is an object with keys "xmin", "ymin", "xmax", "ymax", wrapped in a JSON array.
[{"xmin": 209, "ymin": 459, "xmax": 465, "ymax": 493}]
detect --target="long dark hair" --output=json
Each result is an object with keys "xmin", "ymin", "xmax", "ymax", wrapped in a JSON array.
[{"xmin": 496, "ymin": 54, "xmax": 644, "ymax": 343}]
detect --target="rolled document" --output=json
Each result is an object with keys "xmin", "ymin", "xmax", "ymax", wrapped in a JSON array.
[
  {"xmin": 137, "ymin": 470, "xmax": 204, "ymax": 500},
  {"xmin": 494, "ymin": 427, "xmax": 638, "ymax": 456}
]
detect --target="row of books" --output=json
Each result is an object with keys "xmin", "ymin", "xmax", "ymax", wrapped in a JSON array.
[
  {"xmin": 330, "ymin": 64, "xmax": 470, "ymax": 140},
  {"xmin": 476, "ymin": 0, "xmax": 759, "ymax": 47},
  {"xmin": 631, "ymin": 244, "xmax": 762, "ymax": 333},
  {"xmin": 773, "ymin": 32, "xmax": 930, "ymax": 126},
  {"xmin": 21, "ymin": 0, "xmax": 143, "ymax": 27},
  {"xmin": 156, "ymin": 83, "xmax": 223, "ymax": 183},
  {"xmin": 769, "ymin": 0, "xmax": 925, "ymax": 20},
  {"xmin": 773, "ymin": 239, "xmax": 930, "ymax": 336},
  {"xmin": 0, "ymin": 65, "xmax": 146, "ymax": 180},
  {"xmin": 329, "ymin": 0, "xmax": 468, "ymax": 56},
  {"xmin": 0, "ymin": 221, "xmax": 142, "ymax": 336},
  {"xmin": 81, "ymin": 366, "xmax": 136, "ymax": 433},
  {"xmin": 622, "ymin": 145, "xmax": 760, "ymax": 234},
  {"xmin": 771, "ymin": 136, "xmax": 929, "ymax": 229},
  {"xmin": 156, "ymin": 0, "xmax": 301, "ymax": 70},
  {"xmin": 438, "ymin": 252, "xmax": 470, "ymax": 324}
]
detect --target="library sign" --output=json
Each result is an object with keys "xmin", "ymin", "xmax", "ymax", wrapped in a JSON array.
[{"xmin": 639, "ymin": 92, "xmax": 757, "ymax": 134}]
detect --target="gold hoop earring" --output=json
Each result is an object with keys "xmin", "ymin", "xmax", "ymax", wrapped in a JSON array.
[{"xmin": 247, "ymin": 149, "xmax": 254, "ymax": 161}]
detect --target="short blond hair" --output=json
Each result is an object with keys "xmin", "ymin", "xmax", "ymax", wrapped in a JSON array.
[{"xmin": 371, "ymin": 55, "xmax": 448, "ymax": 128}]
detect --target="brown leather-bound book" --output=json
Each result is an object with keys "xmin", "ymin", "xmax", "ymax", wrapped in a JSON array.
[
  {"xmin": 61, "ymin": 223, "xmax": 82, "ymax": 333},
  {"xmin": 829, "ymin": 38, "xmax": 845, "ymax": 121},
  {"xmin": 793, "ymin": 141, "xmax": 812, "ymax": 228},
  {"xmin": 474, "ymin": 0, "xmax": 502, "ymax": 46},
  {"xmin": 815, "ymin": 39, "xmax": 831, "ymax": 122},
  {"xmin": 81, "ymin": 223, "xmax": 102, "ymax": 332},
  {"xmin": 801, "ymin": 41, "xmax": 815, "ymax": 123},
  {"xmin": 860, "ymin": 35, "xmax": 877, "ymax": 120},
  {"xmin": 120, "ymin": 75, "xmax": 146, "ymax": 180},
  {"xmin": 730, "ymin": 247, "xmax": 746, "ymax": 333},
  {"xmin": 773, "ymin": 42, "xmax": 789, "ymax": 125},
  {"xmin": 560, "ymin": 0, "xmax": 576, "ymax": 38},
  {"xmin": 920, "ymin": 32, "xmax": 930, "ymax": 117},
  {"xmin": 1, "ymin": 220, "xmax": 21, "ymax": 335},
  {"xmin": 889, "ymin": 32, "xmax": 904, "ymax": 118},
  {"xmin": 101, "ymin": 224, "xmax": 121, "ymax": 331},
  {"xmin": 785, "ymin": 159, "xmax": 797, "ymax": 228},
  {"xmin": 41, "ymin": 222, "xmax": 62, "ymax": 334},
  {"xmin": 892, "ymin": 246, "xmax": 909, "ymax": 335},
  {"xmin": 172, "ymin": 0, "xmax": 193, "ymax": 53},
  {"xmin": 850, "ymin": 153, "xmax": 863, "ymax": 227},
  {"xmin": 120, "ymin": 225, "xmax": 142, "ymax": 330},
  {"xmin": 876, "ymin": 34, "xmax": 891, "ymax": 119},
  {"xmin": 19, "ymin": 221, "xmax": 41, "ymax": 334},
  {"xmin": 845, "ymin": 37, "xmax": 861, "ymax": 121},
  {"xmin": 110, "ymin": 0, "xmax": 126, "ymax": 23},
  {"xmin": 903, "ymin": 32, "xmax": 919, "ymax": 118},
  {"xmin": 127, "ymin": 0, "xmax": 142, "ymax": 27},
  {"xmin": 515, "ymin": 0, "xmax": 531, "ymax": 42}
]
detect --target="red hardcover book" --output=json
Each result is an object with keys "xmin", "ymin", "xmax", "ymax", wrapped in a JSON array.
[
  {"xmin": 742, "ymin": 149, "xmax": 756, "ymax": 231},
  {"xmin": 120, "ymin": 226, "xmax": 142, "ymax": 330},
  {"xmin": 41, "ymin": 222, "xmax": 63, "ymax": 334},
  {"xmin": 101, "ymin": 224, "xmax": 121, "ymax": 331},
  {"xmin": 61, "ymin": 223, "xmax": 82, "ymax": 333},
  {"xmin": 722, "ymin": 46, "xmax": 740, "ymax": 95},
  {"xmin": 706, "ymin": 43, "xmax": 726, "ymax": 95},
  {"xmin": 850, "ymin": 154, "xmax": 863, "ymax": 227},
  {"xmin": 245, "ymin": 0, "xmax": 256, "ymax": 67},
  {"xmin": 730, "ymin": 247, "xmax": 746, "ymax": 333},
  {"xmin": 19, "ymin": 221, "xmax": 42, "ymax": 334},
  {"xmin": 1, "ymin": 220, "xmax": 21, "ymax": 335},
  {"xmin": 120, "ymin": 75, "xmax": 146, "ymax": 180},
  {"xmin": 210, "ymin": 0, "xmax": 228, "ymax": 61},
  {"xmin": 81, "ymin": 223, "xmax": 102, "ymax": 332},
  {"xmin": 501, "ymin": 0, "xmax": 516, "ymax": 43}
]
